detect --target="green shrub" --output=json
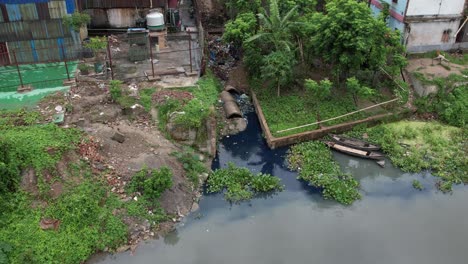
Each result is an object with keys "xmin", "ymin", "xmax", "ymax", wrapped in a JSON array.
[
  {"xmin": 127, "ymin": 166, "xmax": 173, "ymax": 201},
  {"xmin": 139, "ymin": 88, "xmax": 156, "ymax": 111},
  {"xmin": 172, "ymin": 148, "xmax": 207, "ymax": 187},
  {"xmin": 363, "ymin": 121, "xmax": 467, "ymax": 190},
  {"xmin": 124, "ymin": 198, "xmax": 167, "ymax": 224},
  {"xmin": 207, "ymin": 163, "xmax": 283, "ymax": 202},
  {"xmin": 157, "ymin": 98, "xmax": 181, "ymax": 132},
  {"xmin": 412, "ymin": 180, "xmax": 423, "ymax": 190},
  {"xmin": 62, "ymin": 12, "xmax": 91, "ymax": 31},
  {"xmin": 0, "ymin": 181, "xmax": 127, "ymax": 264},
  {"xmin": 0, "ymin": 241, "xmax": 12, "ymax": 264},
  {"xmin": 225, "ymin": 183, "xmax": 253, "ymax": 202},
  {"xmin": 109, "ymin": 80, "xmax": 123, "ymax": 101},
  {"xmin": 156, "ymin": 73, "xmax": 220, "ymax": 130},
  {"xmin": 288, "ymin": 141, "xmax": 361, "ymax": 205},
  {"xmin": 0, "ymin": 122, "xmax": 81, "ymax": 196},
  {"xmin": 251, "ymin": 173, "xmax": 283, "ymax": 192}
]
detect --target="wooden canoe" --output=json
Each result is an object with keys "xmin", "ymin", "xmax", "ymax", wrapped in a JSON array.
[
  {"xmin": 325, "ymin": 141, "xmax": 385, "ymax": 160},
  {"xmin": 330, "ymin": 134, "xmax": 381, "ymax": 151}
]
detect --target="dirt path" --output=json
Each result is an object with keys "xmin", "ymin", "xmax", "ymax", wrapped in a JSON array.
[{"xmin": 407, "ymin": 58, "xmax": 467, "ymax": 79}]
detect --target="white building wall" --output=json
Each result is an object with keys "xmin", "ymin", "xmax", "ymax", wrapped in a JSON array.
[
  {"xmin": 406, "ymin": 19, "xmax": 463, "ymax": 52},
  {"xmin": 406, "ymin": 0, "xmax": 465, "ymax": 16}
]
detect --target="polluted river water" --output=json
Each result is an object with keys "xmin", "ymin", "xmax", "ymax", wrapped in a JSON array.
[{"xmin": 90, "ymin": 112, "xmax": 468, "ymax": 264}]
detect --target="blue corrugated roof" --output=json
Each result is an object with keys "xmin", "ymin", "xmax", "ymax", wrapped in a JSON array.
[{"xmin": 0, "ymin": 0, "xmax": 49, "ymax": 4}]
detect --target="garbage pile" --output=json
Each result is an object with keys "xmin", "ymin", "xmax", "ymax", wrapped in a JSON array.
[
  {"xmin": 207, "ymin": 35, "xmax": 238, "ymax": 81},
  {"xmin": 236, "ymin": 93, "xmax": 254, "ymax": 114}
]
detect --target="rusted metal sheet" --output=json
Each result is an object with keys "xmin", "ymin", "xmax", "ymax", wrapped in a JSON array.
[
  {"xmin": 80, "ymin": 0, "xmax": 153, "ymax": 9},
  {"xmin": 0, "ymin": 21, "xmax": 33, "ymax": 42},
  {"xmin": 5, "ymin": 4, "xmax": 21, "ymax": 21},
  {"xmin": 168, "ymin": 0, "xmax": 177, "ymax": 8},
  {"xmin": 48, "ymin": 0, "xmax": 67, "ymax": 19},
  {"xmin": 36, "ymin": 2, "xmax": 50, "ymax": 20},
  {"xmin": 0, "ymin": 19, "xmax": 71, "ymax": 42},
  {"xmin": 0, "ymin": 0, "xmax": 50, "ymax": 3},
  {"xmin": 86, "ymin": 8, "xmax": 108, "ymax": 27},
  {"xmin": 0, "ymin": 4, "xmax": 8, "ymax": 23},
  {"xmin": 19, "ymin": 3, "xmax": 38, "ymax": 20},
  {"xmin": 30, "ymin": 20, "xmax": 49, "ymax": 39},
  {"xmin": 9, "ymin": 41, "xmax": 34, "ymax": 63},
  {"xmin": 34, "ymin": 38, "xmax": 59, "ymax": 61},
  {"xmin": 0, "ymin": 42, "xmax": 10, "ymax": 66},
  {"xmin": 45, "ymin": 19, "xmax": 68, "ymax": 38}
]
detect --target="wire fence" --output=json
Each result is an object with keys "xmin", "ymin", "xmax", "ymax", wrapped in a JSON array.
[{"xmin": 0, "ymin": 31, "xmax": 204, "ymax": 93}]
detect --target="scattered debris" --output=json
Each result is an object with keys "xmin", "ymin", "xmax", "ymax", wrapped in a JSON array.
[
  {"xmin": 111, "ymin": 131, "xmax": 126, "ymax": 143},
  {"xmin": 152, "ymin": 90, "xmax": 194, "ymax": 105},
  {"xmin": 40, "ymin": 218, "xmax": 60, "ymax": 231},
  {"xmin": 376, "ymin": 160, "xmax": 385, "ymax": 168},
  {"xmin": 207, "ymin": 35, "xmax": 238, "ymax": 80}
]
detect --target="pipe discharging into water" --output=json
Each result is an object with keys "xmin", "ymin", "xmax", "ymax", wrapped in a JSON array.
[{"xmin": 220, "ymin": 91, "xmax": 242, "ymax": 119}]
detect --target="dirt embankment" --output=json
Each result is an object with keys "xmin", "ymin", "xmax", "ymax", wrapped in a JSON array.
[
  {"xmin": 37, "ymin": 79, "xmax": 204, "ymax": 249},
  {"xmin": 195, "ymin": 0, "xmax": 226, "ymax": 28}
]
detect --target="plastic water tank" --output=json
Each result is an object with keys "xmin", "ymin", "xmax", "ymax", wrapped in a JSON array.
[{"xmin": 146, "ymin": 11, "xmax": 164, "ymax": 31}]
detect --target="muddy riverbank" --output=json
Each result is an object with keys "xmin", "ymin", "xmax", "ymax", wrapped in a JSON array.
[{"xmin": 90, "ymin": 111, "xmax": 468, "ymax": 264}]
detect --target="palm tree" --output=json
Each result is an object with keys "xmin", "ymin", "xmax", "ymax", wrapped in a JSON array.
[{"xmin": 245, "ymin": 0, "xmax": 298, "ymax": 51}]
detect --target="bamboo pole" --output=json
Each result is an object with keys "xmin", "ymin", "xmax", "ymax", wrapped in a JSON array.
[{"xmin": 12, "ymin": 51, "xmax": 24, "ymax": 88}]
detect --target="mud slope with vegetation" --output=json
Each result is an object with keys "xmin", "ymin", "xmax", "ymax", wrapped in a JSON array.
[{"xmin": 0, "ymin": 69, "xmax": 223, "ymax": 262}]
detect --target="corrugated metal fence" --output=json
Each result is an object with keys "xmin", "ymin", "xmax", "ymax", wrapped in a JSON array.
[
  {"xmin": 78, "ymin": 0, "xmax": 166, "ymax": 9},
  {"xmin": 0, "ymin": 19, "xmax": 73, "ymax": 41},
  {"xmin": 0, "ymin": 0, "xmax": 75, "ymax": 23},
  {"xmin": 0, "ymin": 0, "xmax": 80, "ymax": 64}
]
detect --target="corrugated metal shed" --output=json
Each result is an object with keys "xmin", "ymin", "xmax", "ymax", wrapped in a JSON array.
[
  {"xmin": 30, "ymin": 20, "xmax": 49, "ymax": 39},
  {"xmin": 6, "ymin": 4, "xmax": 22, "ymax": 21},
  {"xmin": 0, "ymin": 4, "xmax": 8, "ymax": 22},
  {"xmin": 65, "ymin": 0, "xmax": 75, "ymax": 14},
  {"xmin": 0, "ymin": 22, "xmax": 32, "ymax": 41},
  {"xmin": 36, "ymin": 2, "xmax": 50, "ymax": 19},
  {"xmin": 0, "ymin": 0, "xmax": 50, "ymax": 4},
  {"xmin": 79, "ymin": 0, "xmax": 156, "ymax": 9},
  {"xmin": 9, "ymin": 41, "xmax": 35, "ymax": 63},
  {"xmin": 19, "ymin": 3, "xmax": 38, "ymax": 20},
  {"xmin": 0, "ymin": 19, "xmax": 69, "ymax": 42},
  {"xmin": 48, "ymin": 0, "xmax": 66, "ymax": 19}
]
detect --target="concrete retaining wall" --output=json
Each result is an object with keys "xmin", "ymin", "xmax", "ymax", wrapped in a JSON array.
[{"xmin": 252, "ymin": 93, "xmax": 410, "ymax": 149}]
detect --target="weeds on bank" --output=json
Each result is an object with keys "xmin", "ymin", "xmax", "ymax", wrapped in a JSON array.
[
  {"xmin": 207, "ymin": 163, "xmax": 284, "ymax": 202},
  {"xmin": 288, "ymin": 141, "xmax": 361, "ymax": 205},
  {"xmin": 156, "ymin": 72, "xmax": 221, "ymax": 131},
  {"xmin": 172, "ymin": 148, "xmax": 207, "ymax": 188},
  {"xmin": 348, "ymin": 121, "xmax": 467, "ymax": 192},
  {"xmin": 256, "ymin": 89, "xmax": 374, "ymax": 137},
  {"xmin": 0, "ymin": 110, "xmax": 171, "ymax": 263},
  {"xmin": 0, "ymin": 111, "xmax": 81, "ymax": 197},
  {"xmin": 0, "ymin": 182, "xmax": 127, "ymax": 264},
  {"xmin": 125, "ymin": 166, "xmax": 173, "ymax": 224}
]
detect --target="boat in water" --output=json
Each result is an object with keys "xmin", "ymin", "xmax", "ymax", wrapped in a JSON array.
[
  {"xmin": 325, "ymin": 141, "xmax": 385, "ymax": 160},
  {"xmin": 330, "ymin": 134, "xmax": 381, "ymax": 151}
]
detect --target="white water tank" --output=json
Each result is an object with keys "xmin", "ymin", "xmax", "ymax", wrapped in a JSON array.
[{"xmin": 146, "ymin": 11, "xmax": 165, "ymax": 31}]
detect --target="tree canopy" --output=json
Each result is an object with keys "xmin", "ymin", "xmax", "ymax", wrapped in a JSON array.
[{"xmin": 307, "ymin": 0, "xmax": 401, "ymax": 79}]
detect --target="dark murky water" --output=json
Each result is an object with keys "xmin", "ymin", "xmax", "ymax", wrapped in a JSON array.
[{"xmin": 90, "ymin": 112, "xmax": 468, "ymax": 264}]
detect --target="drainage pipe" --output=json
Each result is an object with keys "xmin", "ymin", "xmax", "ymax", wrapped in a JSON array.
[{"xmin": 220, "ymin": 91, "xmax": 242, "ymax": 119}]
